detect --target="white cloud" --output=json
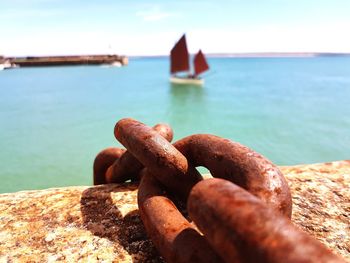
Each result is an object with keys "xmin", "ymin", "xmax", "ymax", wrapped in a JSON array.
[
  {"xmin": 0, "ymin": 8, "xmax": 63, "ymax": 19},
  {"xmin": 187, "ymin": 22, "xmax": 350, "ymax": 54},
  {"xmin": 1, "ymin": 22, "xmax": 350, "ymax": 57},
  {"xmin": 136, "ymin": 6, "xmax": 174, "ymax": 22}
]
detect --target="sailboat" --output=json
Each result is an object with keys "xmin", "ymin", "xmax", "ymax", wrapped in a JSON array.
[{"xmin": 170, "ymin": 34, "xmax": 209, "ymax": 85}]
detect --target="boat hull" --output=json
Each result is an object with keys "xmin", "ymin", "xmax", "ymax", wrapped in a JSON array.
[{"xmin": 170, "ymin": 76, "xmax": 204, "ymax": 85}]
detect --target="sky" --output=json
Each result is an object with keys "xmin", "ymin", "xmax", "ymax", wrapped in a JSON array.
[{"xmin": 1, "ymin": 0, "xmax": 350, "ymax": 56}]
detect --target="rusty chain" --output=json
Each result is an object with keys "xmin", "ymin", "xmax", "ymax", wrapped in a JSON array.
[{"xmin": 93, "ymin": 118, "xmax": 345, "ymax": 263}]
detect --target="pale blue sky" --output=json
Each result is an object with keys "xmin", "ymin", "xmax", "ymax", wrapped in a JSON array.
[{"xmin": 1, "ymin": 0, "xmax": 350, "ymax": 56}]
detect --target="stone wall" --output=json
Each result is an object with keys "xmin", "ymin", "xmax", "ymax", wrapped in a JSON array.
[{"xmin": 0, "ymin": 160, "xmax": 349, "ymax": 262}]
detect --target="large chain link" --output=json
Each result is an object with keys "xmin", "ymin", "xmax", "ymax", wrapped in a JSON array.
[{"xmin": 93, "ymin": 118, "xmax": 345, "ymax": 263}]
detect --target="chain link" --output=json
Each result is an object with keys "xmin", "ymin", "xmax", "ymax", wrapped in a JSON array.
[{"xmin": 93, "ymin": 118, "xmax": 345, "ymax": 263}]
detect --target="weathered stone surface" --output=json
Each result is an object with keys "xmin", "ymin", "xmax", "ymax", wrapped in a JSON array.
[
  {"xmin": 280, "ymin": 160, "xmax": 350, "ymax": 261},
  {"xmin": 0, "ymin": 160, "xmax": 349, "ymax": 262}
]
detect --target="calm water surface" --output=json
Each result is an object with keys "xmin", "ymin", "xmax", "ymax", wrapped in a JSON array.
[{"xmin": 0, "ymin": 57, "xmax": 350, "ymax": 193}]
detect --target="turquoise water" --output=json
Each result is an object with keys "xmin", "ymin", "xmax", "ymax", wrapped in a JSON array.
[{"xmin": 0, "ymin": 57, "xmax": 350, "ymax": 193}]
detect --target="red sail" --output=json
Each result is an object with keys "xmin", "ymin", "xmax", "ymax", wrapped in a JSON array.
[
  {"xmin": 194, "ymin": 50, "xmax": 209, "ymax": 76},
  {"xmin": 170, "ymin": 34, "xmax": 190, "ymax": 74}
]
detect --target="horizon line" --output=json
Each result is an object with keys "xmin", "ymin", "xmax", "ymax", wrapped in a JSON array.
[
  {"xmin": 129, "ymin": 52, "xmax": 350, "ymax": 58},
  {"xmin": 2, "ymin": 52, "xmax": 350, "ymax": 59}
]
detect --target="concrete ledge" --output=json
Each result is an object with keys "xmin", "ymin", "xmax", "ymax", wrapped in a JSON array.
[{"xmin": 0, "ymin": 161, "xmax": 349, "ymax": 262}]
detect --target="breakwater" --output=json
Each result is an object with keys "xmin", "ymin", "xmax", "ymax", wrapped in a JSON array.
[{"xmin": 3, "ymin": 54, "xmax": 128, "ymax": 67}]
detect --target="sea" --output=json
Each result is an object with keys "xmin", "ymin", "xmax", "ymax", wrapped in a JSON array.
[{"xmin": 0, "ymin": 57, "xmax": 350, "ymax": 193}]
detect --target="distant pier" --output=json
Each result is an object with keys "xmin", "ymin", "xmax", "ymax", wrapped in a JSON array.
[{"xmin": 1, "ymin": 55, "xmax": 128, "ymax": 68}]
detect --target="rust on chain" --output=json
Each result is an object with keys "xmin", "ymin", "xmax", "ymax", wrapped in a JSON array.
[
  {"xmin": 173, "ymin": 134, "xmax": 292, "ymax": 217},
  {"xmin": 114, "ymin": 118, "xmax": 202, "ymax": 198},
  {"xmin": 187, "ymin": 178, "xmax": 346, "ymax": 263},
  {"xmin": 152, "ymin": 123, "xmax": 174, "ymax": 142},
  {"xmin": 93, "ymin": 147, "xmax": 125, "ymax": 185},
  {"xmin": 92, "ymin": 118, "xmax": 346, "ymax": 263},
  {"xmin": 138, "ymin": 169, "xmax": 224, "ymax": 263},
  {"xmin": 105, "ymin": 123, "xmax": 174, "ymax": 184}
]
